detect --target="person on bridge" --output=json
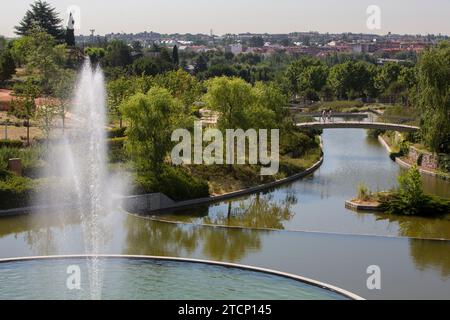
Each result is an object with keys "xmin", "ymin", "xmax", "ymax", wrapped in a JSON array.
[
  {"xmin": 322, "ymin": 110, "xmax": 326, "ymax": 122},
  {"xmin": 328, "ymin": 109, "xmax": 333, "ymax": 122}
]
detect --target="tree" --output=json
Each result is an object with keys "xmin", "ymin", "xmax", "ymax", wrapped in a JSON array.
[
  {"xmin": 249, "ymin": 36, "xmax": 264, "ymax": 47},
  {"xmin": 50, "ymin": 68, "xmax": 76, "ymax": 132},
  {"xmin": 131, "ymin": 57, "xmax": 159, "ymax": 76},
  {"xmin": 194, "ymin": 55, "xmax": 208, "ymax": 74},
  {"xmin": 11, "ymin": 27, "xmax": 66, "ymax": 93},
  {"xmin": 131, "ymin": 41, "xmax": 143, "ymax": 55},
  {"xmin": 104, "ymin": 40, "xmax": 132, "ymax": 68},
  {"xmin": 107, "ymin": 77, "xmax": 133, "ymax": 128},
  {"xmin": 328, "ymin": 61, "xmax": 375, "ymax": 99},
  {"xmin": 15, "ymin": 0, "xmax": 64, "ymax": 40},
  {"xmin": 374, "ymin": 62, "xmax": 402, "ymax": 96},
  {"xmin": 285, "ymin": 57, "xmax": 323, "ymax": 98},
  {"xmin": 203, "ymin": 77, "xmax": 254, "ymax": 130},
  {"xmin": 120, "ymin": 87, "xmax": 184, "ymax": 173},
  {"xmin": 172, "ymin": 45, "xmax": 179, "ymax": 66},
  {"xmin": 84, "ymin": 47, "xmax": 106, "ymax": 64},
  {"xmin": 35, "ymin": 100, "xmax": 59, "ymax": 146},
  {"xmin": 417, "ymin": 41, "xmax": 450, "ymax": 152},
  {"xmin": 153, "ymin": 69, "xmax": 203, "ymax": 110},
  {"xmin": 0, "ymin": 47, "xmax": 16, "ymax": 82},
  {"xmin": 10, "ymin": 79, "xmax": 41, "ymax": 145}
]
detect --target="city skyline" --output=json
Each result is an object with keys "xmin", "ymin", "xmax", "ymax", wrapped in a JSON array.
[{"xmin": 1, "ymin": 0, "xmax": 449, "ymax": 38}]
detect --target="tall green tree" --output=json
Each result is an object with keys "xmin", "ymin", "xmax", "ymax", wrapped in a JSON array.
[
  {"xmin": 11, "ymin": 27, "xmax": 66, "ymax": 93},
  {"xmin": 9, "ymin": 79, "xmax": 41, "ymax": 145},
  {"xmin": 107, "ymin": 77, "xmax": 133, "ymax": 128},
  {"xmin": 15, "ymin": 0, "xmax": 64, "ymax": 40},
  {"xmin": 104, "ymin": 40, "xmax": 132, "ymax": 68},
  {"xmin": 0, "ymin": 47, "xmax": 16, "ymax": 82},
  {"xmin": 417, "ymin": 41, "xmax": 450, "ymax": 152},
  {"xmin": 120, "ymin": 87, "xmax": 184, "ymax": 173},
  {"xmin": 172, "ymin": 45, "xmax": 179, "ymax": 66}
]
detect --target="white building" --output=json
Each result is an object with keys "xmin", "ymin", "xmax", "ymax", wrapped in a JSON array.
[{"xmin": 225, "ymin": 43, "xmax": 243, "ymax": 55}]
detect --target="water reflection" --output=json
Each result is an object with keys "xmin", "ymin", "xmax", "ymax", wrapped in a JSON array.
[
  {"xmin": 409, "ymin": 239, "xmax": 450, "ymax": 278},
  {"xmin": 124, "ymin": 216, "xmax": 262, "ymax": 262},
  {"xmin": 144, "ymin": 129, "xmax": 450, "ymax": 239}
]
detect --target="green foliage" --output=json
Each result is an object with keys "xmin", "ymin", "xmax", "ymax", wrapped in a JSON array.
[
  {"xmin": 0, "ymin": 140, "xmax": 23, "ymax": 148},
  {"xmin": 134, "ymin": 165, "xmax": 209, "ymax": 201},
  {"xmin": 11, "ymin": 27, "xmax": 67, "ymax": 92},
  {"xmin": 121, "ymin": 86, "xmax": 189, "ymax": 173},
  {"xmin": 328, "ymin": 61, "xmax": 376, "ymax": 99},
  {"xmin": 15, "ymin": 0, "xmax": 64, "ymax": 40},
  {"xmin": 107, "ymin": 137, "xmax": 127, "ymax": 163},
  {"xmin": 0, "ymin": 145, "xmax": 44, "ymax": 171},
  {"xmin": 0, "ymin": 173, "xmax": 38, "ymax": 209},
  {"xmin": 380, "ymin": 165, "xmax": 450, "ymax": 216},
  {"xmin": 84, "ymin": 47, "xmax": 106, "ymax": 64},
  {"xmin": 357, "ymin": 183, "xmax": 371, "ymax": 201},
  {"xmin": 104, "ymin": 40, "xmax": 132, "ymax": 68},
  {"xmin": 416, "ymin": 41, "xmax": 450, "ymax": 153},
  {"xmin": 203, "ymin": 77, "xmax": 287, "ymax": 131},
  {"xmin": 107, "ymin": 127, "xmax": 127, "ymax": 138},
  {"xmin": 280, "ymin": 131, "xmax": 317, "ymax": 157},
  {"xmin": 152, "ymin": 70, "xmax": 203, "ymax": 109},
  {"xmin": 172, "ymin": 45, "xmax": 179, "ymax": 66},
  {"xmin": 0, "ymin": 47, "xmax": 16, "ymax": 82}
]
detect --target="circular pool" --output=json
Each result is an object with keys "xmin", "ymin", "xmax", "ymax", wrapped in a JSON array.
[{"xmin": 0, "ymin": 255, "xmax": 361, "ymax": 300}]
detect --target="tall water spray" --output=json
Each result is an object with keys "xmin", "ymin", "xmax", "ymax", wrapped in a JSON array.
[{"xmin": 38, "ymin": 58, "xmax": 115, "ymax": 299}]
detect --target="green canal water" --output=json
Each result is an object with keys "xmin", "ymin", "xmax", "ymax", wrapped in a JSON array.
[{"xmin": 0, "ymin": 128, "xmax": 448, "ymax": 299}]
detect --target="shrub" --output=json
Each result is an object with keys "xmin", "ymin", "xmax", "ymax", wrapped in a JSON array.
[
  {"xmin": 379, "ymin": 166, "xmax": 450, "ymax": 216},
  {"xmin": 0, "ymin": 173, "xmax": 38, "ymax": 209},
  {"xmin": 107, "ymin": 137, "xmax": 127, "ymax": 163},
  {"xmin": 134, "ymin": 165, "xmax": 210, "ymax": 201},
  {"xmin": 357, "ymin": 183, "xmax": 371, "ymax": 201},
  {"xmin": 367, "ymin": 129, "xmax": 385, "ymax": 138},
  {"xmin": 0, "ymin": 139, "xmax": 23, "ymax": 148},
  {"xmin": 107, "ymin": 127, "xmax": 127, "ymax": 139}
]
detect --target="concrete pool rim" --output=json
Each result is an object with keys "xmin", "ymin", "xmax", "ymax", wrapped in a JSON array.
[{"xmin": 0, "ymin": 254, "xmax": 364, "ymax": 300}]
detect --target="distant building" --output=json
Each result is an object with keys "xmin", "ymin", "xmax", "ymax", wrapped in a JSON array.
[{"xmin": 225, "ymin": 43, "xmax": 243, "ymax": 55}]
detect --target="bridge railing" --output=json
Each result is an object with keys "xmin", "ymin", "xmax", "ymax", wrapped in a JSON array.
[{"xmin": 296, "ymin": 113, "xmax": 418, "ymax": 126}]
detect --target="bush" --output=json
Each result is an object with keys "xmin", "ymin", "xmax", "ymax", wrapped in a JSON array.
[
  {"xmin": 280, "ymin": 130, "xmax": 317, "ymax": 157},
  {"xmin": 0, "ymin": 139, "xmax": 23, "ymax": 148},
  {"xmin": 107, "ymin": 137, "xmax": 127, "ymax": 163},
  {"xmin": 0, "ymin": 145, "xmax": 44, "ymax": 171},
  {"xmin": 0, "ymin": 173, "xmax": 38, "ymax": 209},
  {"xmin": 134, "ymin": 165, "xmax": 209, "ymax": 201},
  {"xmin": 367, "ymin": 129, "xmax": 385, "ymax": 138},
  {"xmin": 379, "ymin": 166, "xmax": 450, "ymax": 216},
  {"xmin": 357, "ymin": 183, "xmax": 371, "ymax": 201},
  {"xmin": 310, "ymin": 100, "xmax": 364, "ymax": 112}
]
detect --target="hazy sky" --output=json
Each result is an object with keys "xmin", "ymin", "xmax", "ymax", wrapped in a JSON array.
[{"xmin": 1, "ymin": 0, "xmax": 449, "ymax": 37}]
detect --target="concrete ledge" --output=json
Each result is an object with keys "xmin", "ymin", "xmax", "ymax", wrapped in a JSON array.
[
  {"xmin": 123, "ymin": 156, "xmax": 324, "ymax": 213},
  {"xmin": 345, "ymin": 200, "xmax": 383, "ymax": 212},
  {"xmin": 0, "ymin": 254, "xmax": 364, "ymax": 300}
]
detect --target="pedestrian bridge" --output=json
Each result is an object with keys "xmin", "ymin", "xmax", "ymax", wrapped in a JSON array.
[{"xmin": 296, "ymin": 121, "xmax": 419, "ymax": 132}]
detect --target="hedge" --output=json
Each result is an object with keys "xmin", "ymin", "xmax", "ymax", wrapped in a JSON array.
[{"xmin": 0, "ymin": 139, "xmax": 23, "ymax": 148}]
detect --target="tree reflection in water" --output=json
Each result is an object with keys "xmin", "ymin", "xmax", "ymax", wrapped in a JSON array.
[
  {"xmin": 154, "ymin": 192, "xmax": 297, "ymax": 230},
  {"xmin": 409, "ymin": 239, "xmax": 450, "ymax": 278},
  {"xmin": 124, "ymin": 216, "xmax": 262, "ymax": 262}
]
